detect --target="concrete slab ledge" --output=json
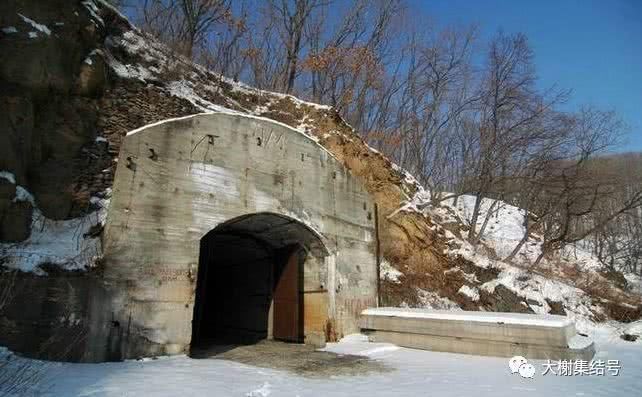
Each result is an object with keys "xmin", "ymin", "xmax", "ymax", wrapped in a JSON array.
[
  {"xmin": 363, "ymin": 330, "xmax": 596, "ymax": 361},
  {"xmin": 361, "ymin": 308, "xmax": 573, "ymax": 327},
  {"xmin": 360, "ymin": 308, "xmax": 595, "ymax": 361}
]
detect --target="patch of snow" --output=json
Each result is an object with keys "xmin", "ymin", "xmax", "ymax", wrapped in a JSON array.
[
  {"xmin": 387, "ymin": 188, "xmax": 431, "ymax": 219},
  {"xmin": 567, "ymin": 334, "xmax": 594, "ymax": 349},
  {"xmin": 228, "ymin": 77, "xmax": 331, "ymax": 112},
  {"xmin": 380, "ymin": 259, "xmax": 402, "ymax": 283},
  {"xmin": 166, "ymin": 80, "xmax": 227, "ymax": 112},
  {"xmin": 106, "ymin": 55, "xmax": 155, "ymax": 82},
  {"xmin": 17, "ymin": 13, "xmax": 51, "ymax": 36},
  {"xmin": 478, "ymin": 263, "xmax": 603, "ymax": 324},
  {"xmin": 390, "ymin": 162, "xmax": 423, "ymax": 191},
  {"xmin": 362, "ymin": 307, "xmax": 573, "ymax": 327},
  {"xmin": 0, "ymin": 170, "xmax": 16, "ymax": 184},
  {"xmin": 451, "ymin": 242, "xmax": 496, "ymax": 269},
  {"xmin": 2, "ymin": 26, "xmax": 18, "ymax": 34},
  {"xmin": 95, "ymin": 136, "xmax": 108, "ymax": 143},
  {"xmin": 28, "ymin": 31, "xmax": 38, "ymax": 39},
  {"xmin": 458, "ymin": 285, "xmax": 480, "ymax": 301},
  {"xmin": 355, "ymin": 345, "xmax": 400, "ymax": 356},
  {"xmin": 13, "ymin": 186, "xmax": 35, "ymax": 205},
  {"xmin": 246, "ymin": 382, "xmax": 271, "ymax": 397},
  {"xmin": 82, "ymin": 0, "xmax": 105, "ymax": 26},
  {"xmin": 445, "ymin": 267, "xmax": 479, "ymax": 283},
  {"xmin": 416, "ymin": 289, "xmax": 462, "ymax": 310},
  {"xmin": 622, "ymin": 321, "xmax": 642, "ymax": 340},
  {"xmin": 0, "ymin": 189, "xmax": 110, "ymax": 274}
]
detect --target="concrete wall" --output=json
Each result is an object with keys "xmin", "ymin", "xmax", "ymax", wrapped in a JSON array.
[{"xmin": 94, "ymin": 112, "xmax": 377, "ymax": 361}]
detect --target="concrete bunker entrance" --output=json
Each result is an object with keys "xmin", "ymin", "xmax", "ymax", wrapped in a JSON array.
[{"xmin": 190, "ymin": 212, "xmax": 329, "ymax": 354}]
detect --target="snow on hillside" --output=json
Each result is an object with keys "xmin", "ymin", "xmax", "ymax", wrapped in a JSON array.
[
  {"xmin": 103, "ymin": 22, "xmax": 329, "ymax": 116},
  {"xmin": 438, "ymin": 194, "xmax": 610, "ymax": 274},
  {"xmin": 383, "ymin": 188, "xmax": 641, "ymax": 335}
]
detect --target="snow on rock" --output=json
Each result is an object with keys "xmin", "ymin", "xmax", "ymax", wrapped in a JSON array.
[
  {"xmin": 0, "ymin": 170, "xmax": 16, "ymax": 184},
  {"xmin": 0, "ymin": 188, "xmax": 110, "ymax": 275},
  {"xmin": 82, "ymin": 0, "xmax": 105, "ymax": 26},
  {"xmin": 13, "ymin": 186, "xmax": 35, "ymax": 205},
  {"xmin": 83, "ymin": 49, "xmax": 100, "ymax": 65},
  {"xmin": 473, "ymin": 261, "xmax": 608, "ymax": 337},
  {"xmin": 450, "ymin": 239, "xmax": 496, "ymax": 269},
  {"xmin": 1, "ymin": 26, "xmax": 18, "ymax": 34},
  {"xmin": 101, "ymin": 9, "xmax": 332, "ymax": 119},
  {"xmin": 416, "ymin": 289, "xmax": 462, "ymax": 310},
  {"xmin": 621, "ymin": 321, "xmax": 642, "ymax": 342},
  {"xmin": 387, "ymin": 188, "xmax": 431, "ymax": 219},
  {"xmin": 17, "ymin": 13, "xmax": 51, "ymax": 36},
  {"xmin": 380, "ymin": 259, "xmax": 403, "ymax": 283},
  {"xmin": 166, "ymin": 80, "xmax": 227, "ymax": 112},
  {"xmin": 227, "ymin": 76, "xmax": 331, "ymax": 112},
  {"xmin": 390, "ymin": 162, "xmax": 424, "ymax": 194},
  {"xmin": 458, "ymin": 285, "xmax": 480, "ymax": 301},
  {"xmin": 105, "ymin": 54, "xmax": 155, "ymax": 82},
  {"xmin": 444, "ymin": 266, "xmax": 479, "ymax": 283}
]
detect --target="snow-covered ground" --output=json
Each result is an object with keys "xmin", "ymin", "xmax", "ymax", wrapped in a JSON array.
[{"xmin": 1, "ymin": 332, "xmax": 640, "ymax": 397}]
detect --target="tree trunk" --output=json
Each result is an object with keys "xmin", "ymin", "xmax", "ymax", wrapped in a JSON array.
[{"xmin": 467, "ymin": 191, "xmax": 484, "ymax": 244}]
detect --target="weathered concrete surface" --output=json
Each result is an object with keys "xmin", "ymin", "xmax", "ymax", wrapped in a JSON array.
[
  {"xmin": 360, "ymin": 308, "xmax": 595, "ymax": 361},
  {"xmin": 91, "ymin": 112, "xmax": 377, "ymax": 361},
  {"xmin": 364, "ymin": 330, "xmax": 595, "ymax": 361},
  {"xmin": 360, "ymin": 308, "xmax": 576, "ymax": 347}
]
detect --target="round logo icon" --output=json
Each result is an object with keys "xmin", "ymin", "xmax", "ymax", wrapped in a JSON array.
[{"xmin": 509, "ymin": 356, "xmax": 535, "ymax": 379}]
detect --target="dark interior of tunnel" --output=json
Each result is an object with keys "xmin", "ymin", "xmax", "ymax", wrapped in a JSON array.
[{"xmin": 190, "ymin": 213, "xmax": 317, "ymax": 354}]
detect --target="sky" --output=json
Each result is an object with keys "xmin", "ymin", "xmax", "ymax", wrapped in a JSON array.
[{"xmin": 411, "ymin": 0, "xmax": 642, "ymax": 152}]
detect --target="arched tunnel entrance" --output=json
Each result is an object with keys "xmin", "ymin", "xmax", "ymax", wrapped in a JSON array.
[{"xmin": 190, "ymin": 212, "xmax": 329, "ymax": 354}]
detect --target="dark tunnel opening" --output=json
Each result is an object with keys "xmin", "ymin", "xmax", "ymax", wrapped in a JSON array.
[{"xmin": 189, "ymin": 213, "xmax": 327, "ymax": 355}]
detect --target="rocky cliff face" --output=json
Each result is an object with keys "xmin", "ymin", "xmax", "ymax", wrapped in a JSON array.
[{"xmin": 0, "ymin": 0, "xmax": 109, "ymax": 240}]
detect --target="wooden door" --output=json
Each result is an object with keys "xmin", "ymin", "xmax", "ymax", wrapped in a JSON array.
[{"xmin": 273, "ymin": 250, "xmax": 302, "ymax": 342}]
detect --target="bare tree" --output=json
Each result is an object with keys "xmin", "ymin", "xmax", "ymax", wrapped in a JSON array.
[
  {"xmin": 465, "ymin": 32, "xmax": 570, "ymax": 246},
  {"xmin": 138, "ymin": 0, "xmax": 231, "ymax": 58},
  {"xmin": 525, "ymin": 108, "xmax": 641, "ymax": 266},
  {"xmin": 264, "ymin": 0, "xmax": 330, "ymax": 93}
]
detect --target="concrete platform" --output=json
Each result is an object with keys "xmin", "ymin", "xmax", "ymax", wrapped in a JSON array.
[{"xmin": 360, "ymin": 308, "xmax": 595, "ymax": 360}]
